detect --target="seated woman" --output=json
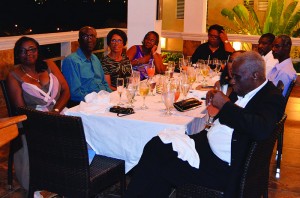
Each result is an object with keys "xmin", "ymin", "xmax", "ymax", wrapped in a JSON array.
[
  {"xmin": 126, "ymin": 31, "xmax": 165, "ymax": 80},
  {"xmin": 101, "ymin": 29, "xmax": 132, "ymax": 91},
  {"xmin": 6, "ymin": 36, "xmax": 70, "ymax": 190},
  {"xmin": 192, "ymin": 24, "xmax": 234, "ymax": 64}
]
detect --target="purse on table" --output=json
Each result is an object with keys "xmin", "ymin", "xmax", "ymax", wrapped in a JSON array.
[
  {"xmin": 109, "ymin": 106, "xmax": 135, "ymax": 117},
  {"xmin": 173, "ymin": 98, "xmax": 202, "ymax": 112}
]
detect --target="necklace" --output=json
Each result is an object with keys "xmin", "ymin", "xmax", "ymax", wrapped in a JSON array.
[
  {"xmin": 210, "ymin": 46, "xmax": 220, "ymax": 53},
  {"xmin": 20, "ymin": 66, "xmax": 40, "ymax": 83}
]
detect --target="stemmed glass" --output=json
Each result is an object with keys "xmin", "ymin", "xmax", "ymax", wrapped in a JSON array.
[
  {"xmin": 146, "ymin": 62, "xmax": 155, "ymax": 79},
  {"xmin": 170, "ymin": 78, "xmax": 181, "ymax": 102},
  {"xmin": 166, "ymin": 61, "xmax": 175, "ymax": 78},
  {"xmin": 206, "ymin": 87, "xmax": 220, "ymax": 127},
  {"xmin": 180, "ymin": 73, "xmax": 190, "ymax": 100},
  {"xmin": 126, "ymin": 77, "xmax": 136, "ymax": 108},
  {"xmin": 139, "ymin": 81, "xmax": 150, "ymax": 110},
  {"xmin": 161, "ymin": 90, "xmax": 175, "ymax": 116},
  {"xmin": 132, "ymin": 71, "xmax": 140, "ymax": 97},
  {"xmin": 116, "ymin": 78, "xmax": 124, "ymax": 105},
  {"xmin": 214, "ymin": 59, "xmax": 222, "ymax": 76},
  {"xmin": 148, "ymin": 76, "xmax": 156, "ymax": 96},
  {"xmin": 187, "ymin": 66, "xmax": 196, "ymax": 89},
  {"xmin": 200, "ymin": 63, "xmax": 210, "ymax": 86}
]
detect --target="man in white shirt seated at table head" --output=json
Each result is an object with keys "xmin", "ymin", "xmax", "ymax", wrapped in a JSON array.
[
  {"xmin": 124, "ymin": 51, "xmax": 285, "ymax": 198},
  {"xmin": 267, "ymin": 34, "xmax": 297, "ymax": 97},
  {"xmin": 257, "ymin": 33, "xmax": 278, "ymax": 75}
]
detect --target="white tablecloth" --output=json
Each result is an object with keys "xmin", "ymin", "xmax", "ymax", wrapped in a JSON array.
[{"xmin": 65, "ymin": 83, "xmax": 209, "ymax": 173}]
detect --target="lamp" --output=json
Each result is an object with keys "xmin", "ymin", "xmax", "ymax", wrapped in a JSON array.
[
  {"xmin": 160, "ymin": 37, "xmax": 166, "ymax": 49},
  {"xmin": 233, "ymin": 42, "xmax": 242, "ymax": 51}
]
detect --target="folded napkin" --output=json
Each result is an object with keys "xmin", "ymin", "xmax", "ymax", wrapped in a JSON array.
[
  {"xmin": 78, "ymin": 90, "xmax": 111, "ymax": 114},
  {"xmin": 158, "ymin": 128, "xmax": 200, "ymax": 169},
  {"xmin": 187, "ymin": 90, "xmax": 207, "ymax": 100},
  {"xmin": 84, "ymin": 90, "xmax": 110, "ymax": 104}
]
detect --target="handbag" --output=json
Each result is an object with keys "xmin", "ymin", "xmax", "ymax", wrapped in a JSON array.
[
  {"xmin": 173, "ymin": 98, "xmax": 202, "ymax": 112},
  {"xmin": 109, "ymin": 106, "xmax": 135, "ymax": 117}
]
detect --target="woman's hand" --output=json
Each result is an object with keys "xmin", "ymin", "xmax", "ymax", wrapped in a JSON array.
[
  {"xmin": 151, "ymin": 45, "xmax": 158, "ymax": 55},
  {"xmin": 219, "ymin": 30, "xmax": 229, "ymax": 43}
]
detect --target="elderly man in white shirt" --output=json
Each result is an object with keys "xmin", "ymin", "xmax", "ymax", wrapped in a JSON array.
[
  {"xmin": 258, "ymin": 33, "xmax": 278, "ymax": 75},
  {"xmin": 124, "ymin": 51, "xmax": 285, "ymax": 198}
]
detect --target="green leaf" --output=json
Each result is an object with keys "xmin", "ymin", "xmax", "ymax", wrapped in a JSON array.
[{"xmin": 284, "ymin": 9, "xmax": 300, "ymax": 34}]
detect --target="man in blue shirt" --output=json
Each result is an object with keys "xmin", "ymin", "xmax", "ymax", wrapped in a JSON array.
[
  {"xmin": 268, "ymin": 34, "xmax": 297, "ymax": 96},
  {"xmin": 62, "ymin": 26, "xmax": 111, "ymax": 103}
]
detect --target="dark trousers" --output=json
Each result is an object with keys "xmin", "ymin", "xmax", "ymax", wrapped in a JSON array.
[{"xmin": 124, "ymin": 130, "xmax": 231, "ymax": 198}]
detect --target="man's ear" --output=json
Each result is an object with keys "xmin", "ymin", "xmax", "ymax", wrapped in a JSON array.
[{"xmin": 253, "ymin": 72, "xmax": 258, "ymax": 80}]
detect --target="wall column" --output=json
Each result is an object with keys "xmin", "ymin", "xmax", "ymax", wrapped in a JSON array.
[
  {"xmin": 127, "ymin": 0, "xmax": 162, "ymax": 52},
  {"xmin": 183, "ymin": 0, "xmax": 207, "ymax": 56}
]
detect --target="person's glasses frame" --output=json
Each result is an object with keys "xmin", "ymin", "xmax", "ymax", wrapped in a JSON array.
[
  {"xmin": 19, "ymin": 47, "xmax": 37, "ymax": 55},
  {"xmin": 81, "ymin": 34, "xmax": 96, "ymax": 40},
  {"xmin": 208, "ymin": 34, "xmax": 220, "ymax": 40},
  {"xmin": 111, "ymin": 39, "xmax": 123, "ymax": 44}
]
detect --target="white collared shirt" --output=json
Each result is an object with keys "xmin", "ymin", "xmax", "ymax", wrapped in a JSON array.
[
  {"xmin": 207, "ymin": 80, "xmax": 268, "ymax": 165},
  {"xmin": 263, "ymin": 51, "xmax": 278, "ymax": 76}
]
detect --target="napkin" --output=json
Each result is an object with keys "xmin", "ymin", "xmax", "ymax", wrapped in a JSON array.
[
  {"xmin": 84, "ymin": 90, "xmax": 110, "ymax": 104},
  {"xmin": 158, "ymin": 128, "xmax": 200, "ymax": 169},
  {"xmin": 78, "ymin": 91, "xmax": 111, "ymax": 114}
]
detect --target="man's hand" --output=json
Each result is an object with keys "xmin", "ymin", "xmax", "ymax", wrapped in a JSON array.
[{"xmin": 206, "ymin": 90, "xmax": 230, "ymax": 110}]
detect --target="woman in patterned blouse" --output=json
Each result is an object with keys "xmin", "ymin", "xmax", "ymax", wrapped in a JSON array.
[{"xmin": 101, "ymin": 29, "xmax": 132, "ymax": 91}]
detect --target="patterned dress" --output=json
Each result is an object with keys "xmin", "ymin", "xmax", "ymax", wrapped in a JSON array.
[{"xmin": 101, "ymin": 54, "xmax": 132, "ymax": 87}]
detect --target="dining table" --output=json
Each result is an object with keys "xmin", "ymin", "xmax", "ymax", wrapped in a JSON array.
[{"xmin": 65, "ymin": 74, "xmax": 219, "ymax": 173}]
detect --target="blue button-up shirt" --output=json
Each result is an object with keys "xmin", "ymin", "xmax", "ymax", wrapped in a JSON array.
[
  {"xmin": 62, "ymin": 48, "xmax": 111, "ymax": 102},
  {"xmin": 267, "ymin": 58, "xmax": 297, "ymax": 96}
]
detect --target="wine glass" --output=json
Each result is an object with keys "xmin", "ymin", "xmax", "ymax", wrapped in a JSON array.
[
  {"xmin": 170, "ymin": 78, "xmax": 181, "ymax": 102},
  {"xmin": 146, "ymin": 62, "xmax": 155, "ymax": 78},
  {"xmin": 167, "ymin": 61, "xmax": 175, "ymax": 78},
  {"xmin": 116, "ymin": 78, "xmax": 124, "ymax": 105},
  {"xmin": 139, "ymin": 81, "xmax": 150, "ymax": 110},
  {"xmin": 161, "ymin": 91, "xmax": 175, "ymax": 116},
  {"xmin": 213, "ymin": 59, "xmax": 222, "ymax": 76},
  {"xmin": 187, "ymin": 66, "xmax": 196, "ymax": 89},
  {"xmin": 148, "ymin": 76, "xmax": 156, "ymax": 96},
  {"xmin": 126, "ymin": 77, "xmax": 136, "ymax": 108},
  {"xmin": 200, "ymin": 63, "xmax": 210, "ymax": 86},
  {"xmin": 132, "ymin": 70, "xmax": 140, "ymax": 97},
  {"xmin": 206, "ymin": 87, "xmax": 220, "ymax": 127},
  {"xmin": 180, "ymin": 74, "xmax": 190, "ymax": 100}
]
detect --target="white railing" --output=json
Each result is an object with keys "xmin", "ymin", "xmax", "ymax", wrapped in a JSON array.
[{"xmin": 2, "ymin": 28, "xmax": 300, "ymax": 59}]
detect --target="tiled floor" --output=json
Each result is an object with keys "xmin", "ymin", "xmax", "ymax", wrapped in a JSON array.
[{"xmin": 1, "ymin": 83, "xmax": 300, "ymax": 198}]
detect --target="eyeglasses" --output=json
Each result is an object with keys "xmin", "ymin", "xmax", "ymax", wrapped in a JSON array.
[
  {"xmin": 145, "ymin": 38, "xmax": 156, "ymax": 43},
  {"xmin": 81, "ymin": 34, "xmax": 96, "ymax": 40},
  {"xmin": 111, "ymin": 39, "xmax": 123, "ymax": 44},
  {"xmin": 208, "ymin": 34, "xmax": 220, "ymax": 39},
  {"xmin": 19, "ymin": 47, "xmax": 37, "ymax": 55}
]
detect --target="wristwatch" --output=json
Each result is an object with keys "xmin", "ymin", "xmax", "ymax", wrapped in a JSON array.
[{"xmin": 224, "ymin": 40, "xmax": 229, "ymax": 44}]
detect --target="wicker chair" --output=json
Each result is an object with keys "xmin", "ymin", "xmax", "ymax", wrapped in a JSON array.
[
  {"xmin": 17, "ymin": 106, "xmax": 126, "ymax": 198},
  {"xmin": 275, "ymin": 79, "xmax": 296, "ymax": 178},
  {"xmin": 176, "ymin": 114, "xmax": 287, "ymax": 198},
  {"xmin": 0, "ymin": 80, "xmax": 17, "ymax": 189}
]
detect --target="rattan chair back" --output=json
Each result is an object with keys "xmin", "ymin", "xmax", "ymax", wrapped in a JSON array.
[{"xmin": 17, "ymin": 106, "xmax": 125, "ymax": 198}]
